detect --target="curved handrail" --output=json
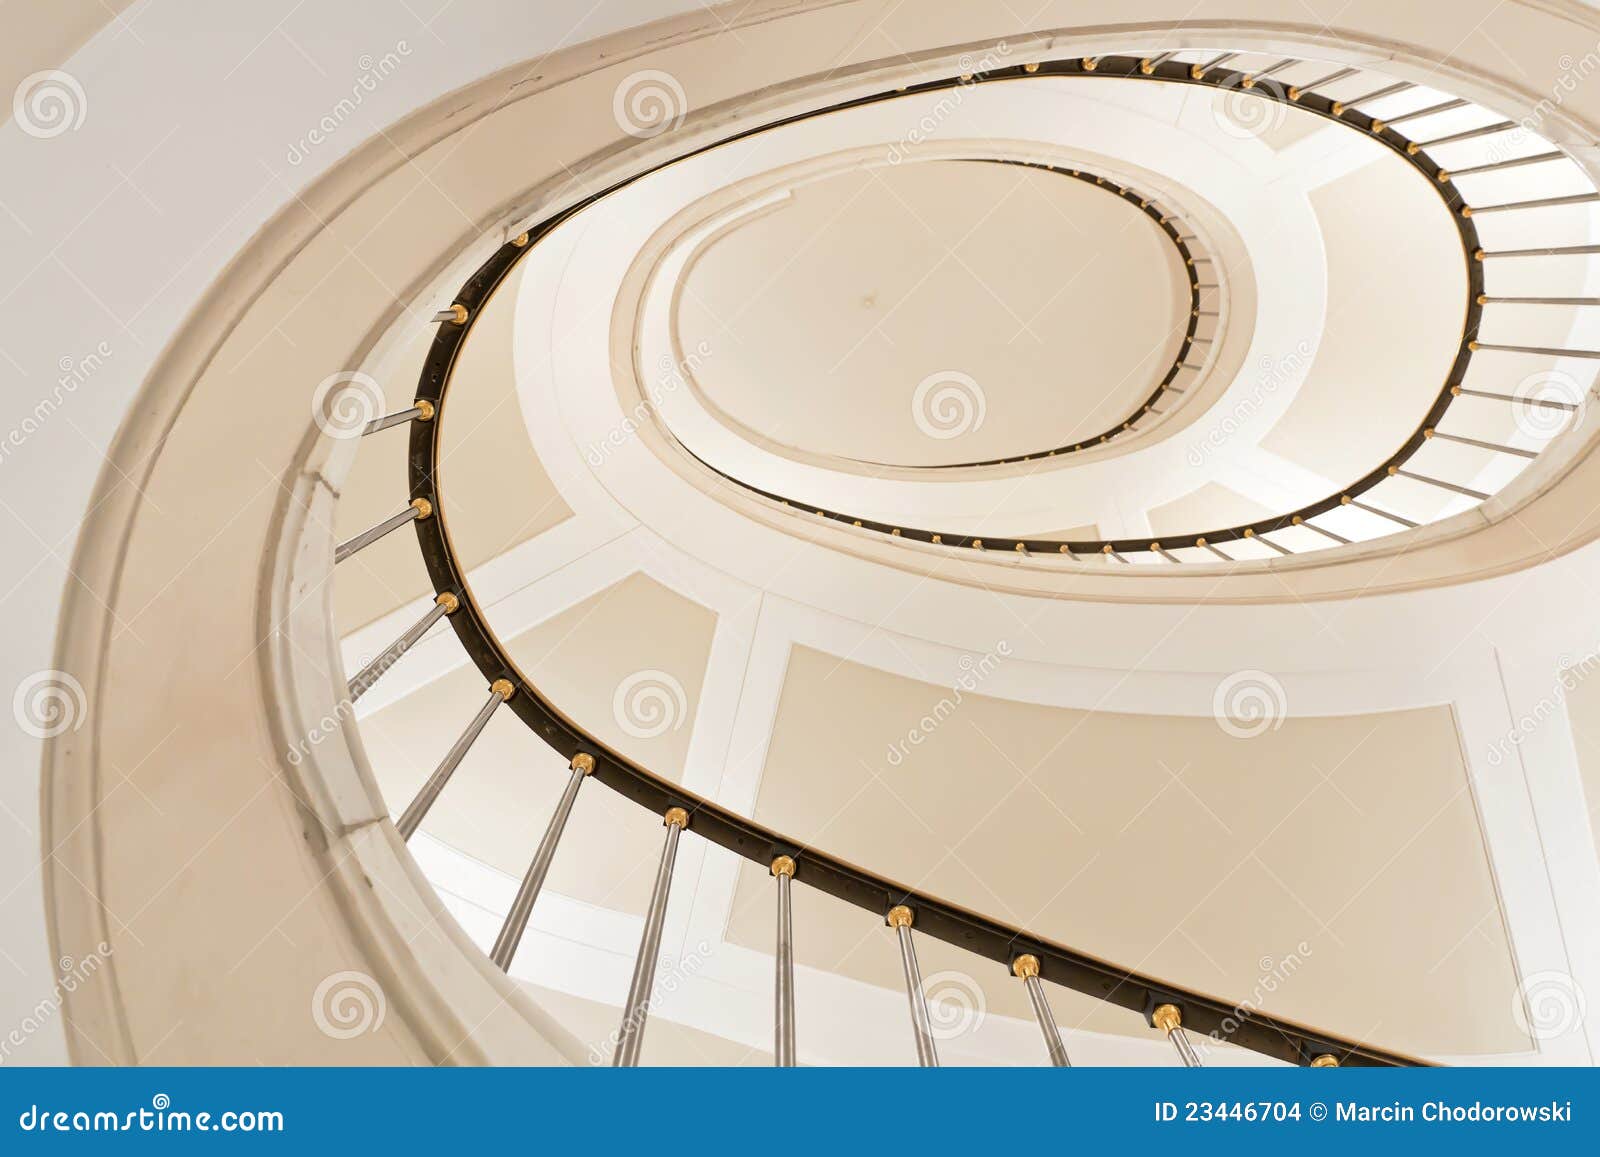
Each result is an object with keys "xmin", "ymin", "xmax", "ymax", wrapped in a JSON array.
[
  {"xmin": 672, "ymin": 54, "xmax": 1496, "ymax": 559},
  {"xmin": 631, "ymin": 55, "xmax": 1594, "ymax": 562},
  {"xmin": 361, "ymin": 58, "xmax": 1450, "ymax": 1067}
]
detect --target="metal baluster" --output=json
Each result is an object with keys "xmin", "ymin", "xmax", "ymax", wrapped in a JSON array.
[
  {"xmin": 1332, "ymin": 81, "xmax": 1412, "ymax": 114},
  {"xmin": 614, "ymin": 807, "xmax": 689, "ymax": 1067},
  {"xmin": 1244, "ymin": 527, "xmax": 1293, "ymax": 555},
  {"xmin": 887, "ymin": 905, "xmax": 939, "ymax": 1067},
  {"xmin": 1341, "ymin": 494, "xmax": 1418, "ymax": 528},
  {"xmin": 1292, "ymin": 516, "xmax": 1351, "ymax": 545},
  {"xmin": 1288, "ymin": 66, "xmax": 1357, "ymax": 100},
  {"xmin": 1152, "ymin": 1003, "xmax": 1203, "ymax": 1066},
  {"xmin": 361, "ymin": 399, "xmax": 434, "ymax": 436},
  {"xmin": 1013, "ymin": 955, "xmax": 1070, "ymax": 1066},
  {"xmin": 1386, "ymin": 98, "xmax": 1468, "ymax": 127},
  {"xmin": 1195, "ymin": 536, "xmax": 1234, "ymax": 561},
  {"xmin": 1238, "ymin": 57, "xmax": 1297, "ymax": 88},
  {"xmin": 1388, "ymin": 465, "xmax": 1490, "ymax": 501},
  {"xmin": 1475, "ymin": 244, "xmax": 1600, "ymax": 259},
  {"xmin": 772, "ymin": 855, "xmax": 797, "ymax": 1067},
  {"xmin": 1452, "ymin": 384, "xmax": 1579, "ymax": 410},
  {"xmin": 1468, "ymin": 339, "xmax": 1600, "ymax": 359},
  {"xmin": 1189, "ymin": 52, "xmax": 1236, "ymax": 79},
  {"xmin": 431, "ymin": 303, "xmax": 469, "ymax": 325},
  {"xmin": 395, "ymin": 679, "xmax": 511, "ymax": 840},
  {"xmin": 1424, "ymin": 428, "xmax": 1537, "ymax": 459},
  {"xmin": 1478, "ymin": 294, "xmax": 1600, "ymax": 307},
  {"xmin": 1463, "ymin": 193, "xmax": 1600, "ymax": 217},
  {"xmin": 348, "ymin": 592, "xmax": 457, "ymax": 701},
  {"xmin": 1443, "ymin": 152, "xmax": 1563, "ymax": 181},
  {"xmin": 1410, "ymin": 120, "xmax": 1516, "ymax": 150},
  {"xmin": 489, "ymin": 753, "xmax": 596, "ymax": 970},
  {"xmin": 1138, "ymin": 51, "xmax": 1179, "ymax": 74},
  {"xmin": 335, "ymin": 498, "xmax": 431, "ymax": 564}
]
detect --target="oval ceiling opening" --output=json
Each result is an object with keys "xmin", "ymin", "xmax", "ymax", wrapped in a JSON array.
[{"xmin": 672, "ymin": 158, "xmax": 1192, "ymax": 468}]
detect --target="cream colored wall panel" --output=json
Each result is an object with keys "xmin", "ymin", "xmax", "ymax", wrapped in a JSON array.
[{"xmin": 729, "ymin": 645, "xmax": 1524, "ymax": 1057}]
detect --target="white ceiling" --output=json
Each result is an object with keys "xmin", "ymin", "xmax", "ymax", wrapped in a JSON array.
[{"xmin": 675, "ymin": 158, "xmax": 1188, "ymax": 467}]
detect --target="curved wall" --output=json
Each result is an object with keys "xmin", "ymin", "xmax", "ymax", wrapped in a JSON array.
[{"xmin": 5, "ymin": 0, "xmax": 1600, "ymax": 1063}]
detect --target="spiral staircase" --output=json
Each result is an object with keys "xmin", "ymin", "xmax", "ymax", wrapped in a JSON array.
[{"xmin": 7, "ymin": 1, "xmax": 1600, "ymax": 1068}]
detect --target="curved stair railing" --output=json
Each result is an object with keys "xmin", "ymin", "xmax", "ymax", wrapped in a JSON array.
[
  {"xmin": 317, "ymin": 48, "xmax": 1598, "ymax": 1068},
  {"xmin": 640, "ymin": 51, "xmax": 1598, "ymax": 563}
]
